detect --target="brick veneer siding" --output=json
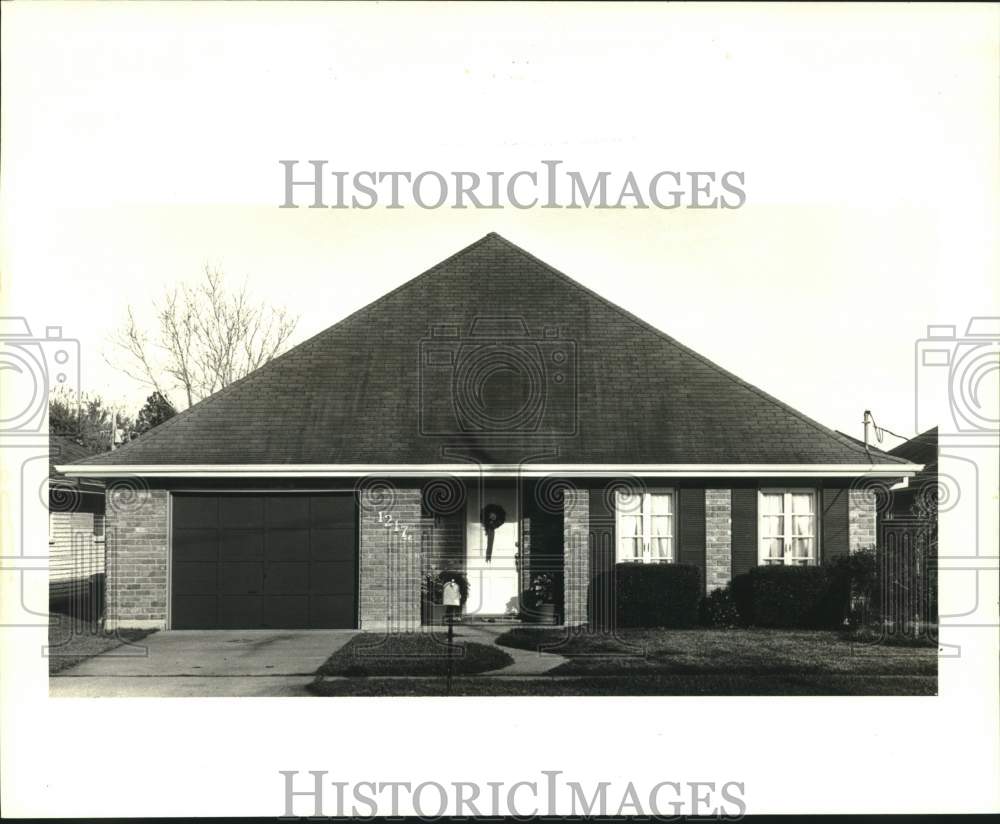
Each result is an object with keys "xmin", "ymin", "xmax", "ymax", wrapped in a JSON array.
[
  {"xmin": 849, "ymin": 487, "xmax": 877, "ymax": 554},
  {"xmin": 705, "ymin": 489, "xmax": 732, "ymax": 592},
  {"xmin": 105, "ymin": 486, "xmax": 169, "ymax": 630},
  {"xmin": 359, "ymin": 486, "xmax": 423, "ymax": 631},
  {"xmin": 563, "ymin": 486, "xmax": 590, "ymax": 625}
]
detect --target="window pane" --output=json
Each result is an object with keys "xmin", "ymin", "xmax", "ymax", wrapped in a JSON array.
[
  {"xmin": 762, "ymin": 514, "xmax": 784, "ymax": 538},
  {"xmin": 791, "ymin": 493, "xmax": 814, "ymax": 515},
  {"xmin": 621, "ymin": 514, "xmax": 642, "ymax": 538},
  {"xmin": 792, "ymin": 537, "xmax": 814, "ymax": 561},
  {"xmin": 792, "ymin": 515, "xmax": 813, "ymax": 538},
  {"xmin": 616, "ymin": 489, "xmax": 644, "ymax": 515},
  {"xmin": 760, "ymin": 493, "xmax": 784, "ymax": 516},
  {"xmin": 651, "ymin": 514, "xmax": 672, "ymax": 538},
  {"xmin": 651, "ymin": 537, "xmax": 672, "ymax": 561},
  {"xmin": 764, "ymin": 537, "xmax": 784, "ymax": 560},
  {"xmin": 619, "ymin": 538, "xmax": 642, "ymax": 560},
  {"xmin": 650, "ymin": 494, "xmax": 673, "ymax": 515}
]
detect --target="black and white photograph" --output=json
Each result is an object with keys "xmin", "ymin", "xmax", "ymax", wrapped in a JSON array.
[{"xmin": 1, "ymin": 1, "xmax": 997, "ymax": 818}]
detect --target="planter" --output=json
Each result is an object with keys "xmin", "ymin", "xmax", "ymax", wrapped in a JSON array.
[{"xmin": 522, "ymin": 602, "xmax": 558, "ymax": 625}]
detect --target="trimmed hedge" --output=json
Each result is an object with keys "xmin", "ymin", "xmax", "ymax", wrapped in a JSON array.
[
  {"xmin": 613, "ymin": 563, "xmax": 702, "ymax": 628},
  {"xmin": 731, "ymin": 565, "xmax": 849, "ymax": 629}
]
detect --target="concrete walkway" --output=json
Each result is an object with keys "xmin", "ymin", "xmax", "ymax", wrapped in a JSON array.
[
  {"xmin": 458, "ymin": 624, "xmax": 569, "ymax": 675},
  {"xmin": 50, "ymin": 630, "xmax": 357, "ymax": 697}
]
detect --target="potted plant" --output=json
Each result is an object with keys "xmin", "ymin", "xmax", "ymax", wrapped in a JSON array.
[
  {"xmin": 521, "ymin": 572, "xmax": 557, "ymax": 624},
  {"xmin": 421, "ymin": 570, "xmax": 469, "ymax": 626}
]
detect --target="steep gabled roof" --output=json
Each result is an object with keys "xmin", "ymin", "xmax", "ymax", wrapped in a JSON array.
[{"xmin": 76, "ymin": 233, "xmax": 908, "ymax": 467}]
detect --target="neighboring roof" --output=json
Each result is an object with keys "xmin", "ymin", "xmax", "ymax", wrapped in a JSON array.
[
  {"xmin": 74, "ymin": 233, "xmax": 910, "ymax": 469},
  {"xmin": 888, "ymin": 427, "xmax": 938, "ymax": 495},
  {"xmin": 50, "ymin": 434, "xmax": 104, "ymax": 490}
]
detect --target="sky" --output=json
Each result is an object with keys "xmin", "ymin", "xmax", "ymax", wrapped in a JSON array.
[{"xmin": 2, "ymin": 2, "xmax": 997, "ymax": 444}]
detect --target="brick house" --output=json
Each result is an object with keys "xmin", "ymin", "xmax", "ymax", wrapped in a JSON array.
[
  {"xmin": 59, "ymin": 233, "xmax": 921, "ymax": 631},
  {"xmin": 49, "ymin": 434, "xmax": 106, "ymax": 612}
]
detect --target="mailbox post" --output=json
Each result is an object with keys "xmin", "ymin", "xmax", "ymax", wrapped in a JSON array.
[{"xmin": 442, "ymin": 579, "xmax": 461, "ymax": 694}]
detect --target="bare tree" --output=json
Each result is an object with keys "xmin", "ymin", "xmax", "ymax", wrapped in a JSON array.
[{"xmin": 111, "ymin": 266, "xmax": 298, "ymax": 409}]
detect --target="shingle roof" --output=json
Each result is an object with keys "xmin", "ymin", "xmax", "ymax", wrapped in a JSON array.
[
  {"xmin": 77, "ymin": 233, "xmax": 908, "ymax": 467},
  {"xmin": 888, "ymin": 427, "xmax": 938, "ymax": 492},
  {"xmin": 50, "ymin": 434, "xmax": 104, "ymax": 489}
]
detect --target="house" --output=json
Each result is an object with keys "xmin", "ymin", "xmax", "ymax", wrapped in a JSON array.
[
  {"xmin": 58, "ymin": 233, "xmax": 922, "ymax": 631},
  {"xmin": 49, "ymin": 434, "xmax": 106, "ymax": 616}
]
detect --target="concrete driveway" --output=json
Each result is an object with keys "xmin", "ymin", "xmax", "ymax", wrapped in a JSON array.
[{"xmin": 49, "ymin": 630, "xmax": 357, "ymax": 697}]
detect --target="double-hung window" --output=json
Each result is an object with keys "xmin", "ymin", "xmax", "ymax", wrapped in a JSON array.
[
  {"xmin": 759, "ymin": 489, "xmax": 816, "ymax": 565},
  {"xmin": 615, "ymin": 489, "xmax": 674, "ymax": 563}
]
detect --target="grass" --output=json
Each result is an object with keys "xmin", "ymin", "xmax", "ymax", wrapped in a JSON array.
[
  {"xmin": 307, "ymin": 626, "xmax": 937, "ymax": 696},
  {"xmin": 496, "ymin": 626, "xmax": 938, "ymax": 680},
  {"xmin": 309, "ymin": 674, "xmax": 936, "ymax": 697},
  {"xmin": 316, "ymin": 633, "xmax": 514, "ymax": 677},
  {"xmin": 47, "ymin": 613, "xmax": 154, "ymax": 675}
]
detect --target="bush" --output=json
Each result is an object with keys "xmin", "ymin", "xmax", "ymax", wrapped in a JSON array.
[
  {"xmin": 613, "ymin": 563, "xmax": 702, "ymax": 628},
  {"xmin": 700, "ymin": 585, "xmax": 742, "ymax": 628},
  {"xmin": 732, "ymin": 565, "xmax": 848, "ymax": 629}
]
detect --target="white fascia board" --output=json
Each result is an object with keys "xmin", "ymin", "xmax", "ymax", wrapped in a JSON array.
[{"xmin": 56, "ymin": 463, "xmax": 924, "ymax": 478}]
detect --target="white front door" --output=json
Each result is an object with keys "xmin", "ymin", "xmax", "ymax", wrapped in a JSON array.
[{"xmin": 465, "ymin": 482, "xmax": 520, "ymax": 616}]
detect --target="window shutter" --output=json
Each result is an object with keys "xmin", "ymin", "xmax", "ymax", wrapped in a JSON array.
[
  {"xmin": 731, "ymin": 487, "xmax": 757, "ymax": 577},
  {"xmin": 822, "ymin": 486, "xmax": 849, "ymax": 562},
  {"xmin": 678, "ymin": 487, "xmax": 705, "ymax": 581}
]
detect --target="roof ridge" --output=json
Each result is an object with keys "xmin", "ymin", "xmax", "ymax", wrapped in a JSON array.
[{"xmin": 486, "ymin": 232, "xmax": 907, "ymax": 465}]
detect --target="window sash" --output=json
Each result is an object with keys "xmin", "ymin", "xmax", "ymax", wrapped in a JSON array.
[
  {"xmin": 616, "ymin": 490, "xmax": 674, "ymax": 563},
  {"xmin": 758, "ymin": 490, "xmax": 816, "ymax": 566}
]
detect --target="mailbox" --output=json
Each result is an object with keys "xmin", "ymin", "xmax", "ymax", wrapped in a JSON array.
[{"xmin": 442, "ymin": 580, "xmax": 462, "ymax": 607}]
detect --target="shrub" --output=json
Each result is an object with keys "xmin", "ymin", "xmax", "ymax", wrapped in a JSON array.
[
  {"xmin": 700, "ymin": 585, "xmax": 742, "ymax": 628},
  {"xmin": 732, "ymin": 565, "xmax": 848, "ymax": 629},
  {"xmin": 613, "ymin": 563, "xmax": 702, "ymax": 628}
]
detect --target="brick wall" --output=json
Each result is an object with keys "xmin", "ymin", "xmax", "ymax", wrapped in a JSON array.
[
  {"xmin": 105, "ymin": 486, "xmax": 169, "ymax": 630},
  {"xmin": 849, "ymin": 487, "xmax": 877, "ymax": 553},
  {"xmin": 358, "ymin": 486, "xmax": 423, "ymax": 631},
  {"xmin": 705, "ymin": 489, "xmax": 732, "ymax": 592},
  {"xmin": 563, "ymin": 485, "xmax": 590, "ymax": 625}
]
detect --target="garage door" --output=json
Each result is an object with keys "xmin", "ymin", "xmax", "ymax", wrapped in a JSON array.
[{"xmin": 171, "ymin": 493, "xmax": 357, "ymax": 629}]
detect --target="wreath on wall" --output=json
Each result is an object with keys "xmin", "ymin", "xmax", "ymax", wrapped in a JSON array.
[{"xmin": 481, "ymin": 504, "xmax": 507, "ymax": 563}]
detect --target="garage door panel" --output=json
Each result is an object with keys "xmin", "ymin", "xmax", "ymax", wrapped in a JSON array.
[
  {"xmin": 218, "ymin": 562, "xmax": 263, "ymax": 595},
  {"xmin": 220, "ymin": 495, "xmax": 265, "ymax": 528},
  {"xmin": 311, "ymin": 495, "xmax": 355, "ymax": 526},
  {"xmin": 219, "ymin": 596, "xmax": 263, "ymax": 628},
  {"xmin": 173, "ymin": 529, "xmax": 219, "ymax": 562},
  {"xmin": 220, "ymin": 531, "xmax": 264, "ymax": 562},
  {"xmin": 172, "ymin": 493, "xmax": 356, "ymax": 629},
  {"xmin": 266, "ymin": 496, "xmax": 310, "ymax": 528},
  {"xmin": 266, "ymin": 529, "xmax": 310, "ymax": 561},
  {"xmin": 310, "ymin": 562, "xmax": 356, "ymax": 595},
  {"xmin": 173, "ymin": 562, "xmax": 218, "ymax": 595},
  {"xmin": 310, "ymin": 595, "xmax": 355, "ymax": 628},
  {"xmin": 173, "ymin": 595, "xmax": 217, "ymax": 629},
  {"xmin": 264, "ymin": 595, "xmax": 309, "ymax": 628},
  {"xmin": 173, "ymin": 496, "xmax": 219, "ymax": 527}
]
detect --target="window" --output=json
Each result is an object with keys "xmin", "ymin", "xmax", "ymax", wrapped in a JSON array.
[
  {"xmin": 615, "ymin": 489, "xmax": 674, "ymax": 563},
  {"xmin": 759, "ymin": 489, "xmax": 816, "ymax": 565},
  {"xmin": 93, "ymin": 513, "xmax": 106, "ymax": 543}
]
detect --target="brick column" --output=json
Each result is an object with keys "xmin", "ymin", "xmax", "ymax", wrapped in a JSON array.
[
  {"xmin": 105, "ymin": 486, "xmax": 169, "ymax": 630},
  {"xmin": 358, "ymin": 486, "xmax": 423, "ymax": 631},
  {"xmin": 849, "ymin": 488, "xmax": 877, "ymax": 554},
  {"xmin": 562, "ymin": 485, "xmax": 590, "ymax": 626},
  {"xmin": 705, "ymin": 489, "xmax": 732, "ymax": 593}
]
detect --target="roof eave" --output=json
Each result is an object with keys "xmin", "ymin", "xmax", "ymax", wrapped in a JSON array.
[{"xmin": 56, "ymin": 462, "xmax": 924, "ymax": 479}]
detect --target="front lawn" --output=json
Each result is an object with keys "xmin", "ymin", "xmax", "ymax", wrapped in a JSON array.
[
  {"xmin": 47, "ymin": 614, "xmax": 154, "ymax": 675},
  {"xmin": 496, "ymin": 626, "xmax": 938, "ymax": 681},
  {"xmin": 315, "ymin": 633, "xmax": 514, "ymax": 677}
]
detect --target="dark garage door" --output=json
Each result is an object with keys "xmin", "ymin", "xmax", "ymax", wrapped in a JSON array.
[{"xmin": 171, "ymin": 493, "xmax": 357, "ymax": 629}]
